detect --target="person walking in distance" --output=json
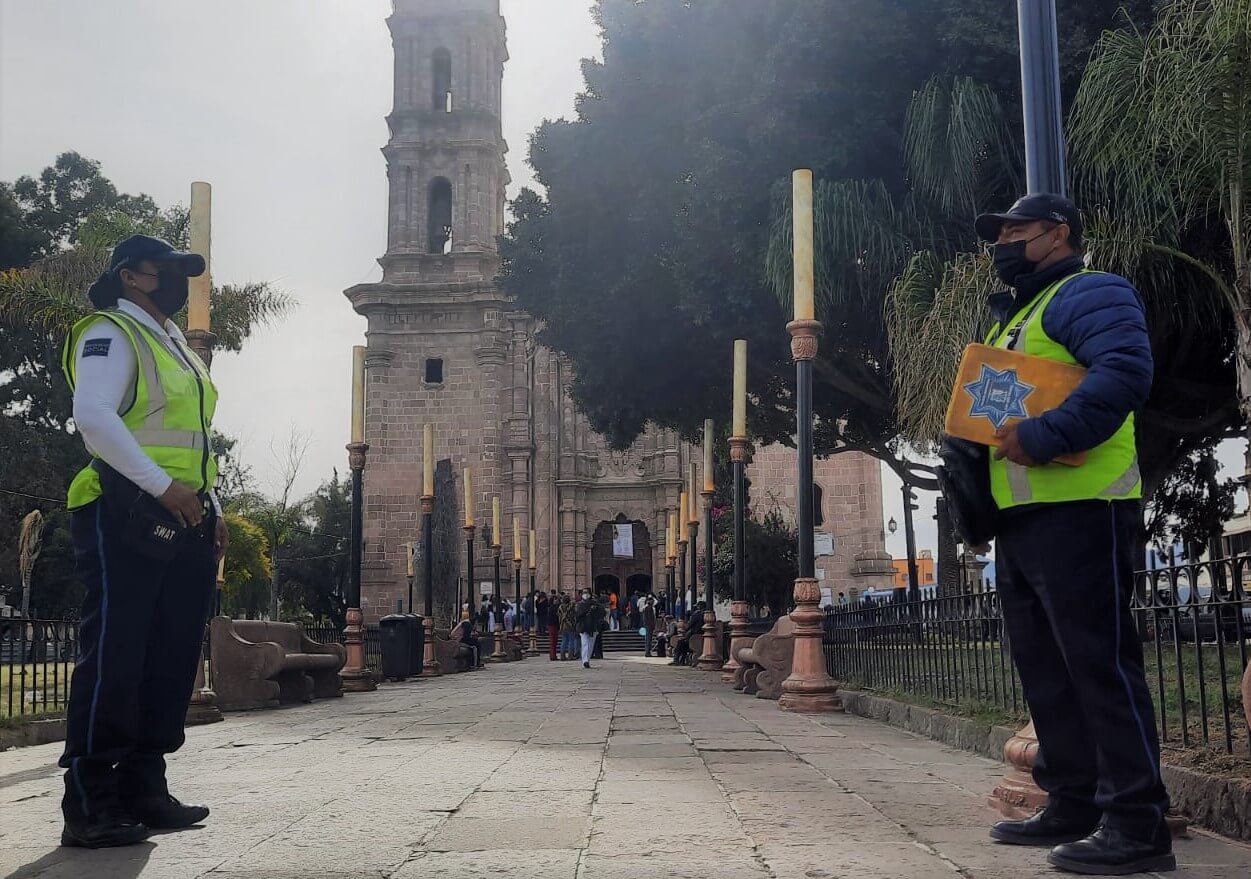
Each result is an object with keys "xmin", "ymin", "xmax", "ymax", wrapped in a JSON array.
[
  {"xmin": 608, "ymin": 590, "xmax": 619, "ymax": 631},
  {"xmin": 972, "ymin": 195, "xmax": 1170, "ymax": 875},
  {"xmin": 558, "ymin": 594, "xmax": 577, "ymax": 660},
  {"xmin": 574, "ymin": 590, "xmax": 604, "ymax": 668},
  {"xmin": 545, "ymin": 589, "xmax": 561, "ymax": 661},
  {"xmin": 533, "ymin": 590, "xmax": 548, "ymax": 647},
  {"xmin": 641, "ymin": 596, "xmax": 657, "ymax": 657},
  {"xmin": 57, "ymin": 236, "xmax": 226, "ymax": 848}
]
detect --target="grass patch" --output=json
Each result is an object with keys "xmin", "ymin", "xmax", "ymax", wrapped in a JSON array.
[{"xmin": 0, "ymin": 662, "xmax": 74, "ymax": 720}]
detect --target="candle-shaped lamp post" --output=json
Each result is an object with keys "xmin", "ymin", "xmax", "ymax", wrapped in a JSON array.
[
  {"xmin": 420, "ymin": 425, "xmax": 440, "ymax": 675},
  {"xmin": 463, "ymin": 468, "xmax": 475, "ymax": 622},
  {"xmin": 185, "ymin": 182, "xmax": 217, "ymax": 366},
  {"xmin": 184, "ymin": 182, "xmax": 222, "ymax": 724},
  {"xmin": 665, "ymin": 512, "xmax": 677, "ymax": 636},
  {"xmin": 687, "ymin": 462, "xmax": 699, "ymax": 622},
  {"xmin": 342, "ymin": 346, "xmax": 377, "ymax": 692},
  {"xmin": 528, "ymin": 529, "xmax": 538, "ymax": 655},
  {"xmin": 488, "ymin": 497, "xmax": 507, "ymax": 661},
  {"xmin": 697, "ymin": 419, "xmax": 722, "ymax": 671},
  {"xmin": 513, "ymin": 519, "xmax": 525, "ymax": 657},
  {"xmin": 723, "ymin": 340, "xmax": 751, "ymax": 683},
  {"xmin": 778, "ymin": 170, "xmax": 840, "ymax": 712}
]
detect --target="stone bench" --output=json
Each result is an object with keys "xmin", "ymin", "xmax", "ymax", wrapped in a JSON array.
[
  {"xmin": 734, "ymin": 615, "xmax": 794, "ymax": 700},
  {"xmin": 210, "ymin": 617, "xmax": 345, "ymax": 711},
  {"xmin": 434, "ymin": 633, "xmax": 479, "ymax": 672}
]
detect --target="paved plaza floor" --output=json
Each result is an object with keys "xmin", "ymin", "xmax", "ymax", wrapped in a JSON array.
[{"xmin": 2, "ymin": 656, "xmax": 1250, "ymax": 879}]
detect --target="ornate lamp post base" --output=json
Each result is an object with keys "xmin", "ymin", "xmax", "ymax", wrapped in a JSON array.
[
  {"xmin": 341, "ymin": 606, "xmax": 377, "ymax": 693},
  {"xmin": 721, "ymin": 600, "xmax": 751, "ymax": 683},
  {"xmin": 696, "ymin": 608, "xmax": 723, "ymax": 671},
  {"xmin": 488, "ymin": 622, "xmax": 508, "ymax": 662},
  {"xmin": 421, "ymin": 615, "xmax": 441, "ymax": 676},
  {"xmin": 777, "ymin": 581, "xmax": 841, "ymax": 714}
]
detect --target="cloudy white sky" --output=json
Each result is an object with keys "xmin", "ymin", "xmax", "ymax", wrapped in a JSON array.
[{"xmin": 3, "ymin": 1, "xmax": 1242, "ymax": 568}]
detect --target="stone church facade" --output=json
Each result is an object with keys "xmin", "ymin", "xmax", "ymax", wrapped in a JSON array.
[{"xmin": 345, "ymin": 0, "xmax": 891, "ymax": 622}]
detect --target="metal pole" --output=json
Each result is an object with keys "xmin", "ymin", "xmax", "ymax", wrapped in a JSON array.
[
  {"xmin": 423, "ymin": 504, "xmax": 434, "ymax": 617},
  {"xmin": 677, "ymin": 542, "xmax": 687, "ymax": 621},
  {"xmin": 1018, "ymin": 0, "xmax": 1067, "ymax": 195},
  {"xmin": 733, "ymin": 460, "xmax": 745, "ymax": 604},
  {"xmin": 341, "ymin": 443, "xmax": 376, "ymax": 692},
  {"xmin": 902, "ymin": 484, "xmax": 920, "ymax": 602},
  {"xmin": 797, "ymin": 363, "xmax": 814, "ymax": 579},
  {"xmin": 697, "ymin": 490, "xmax": 721, "ymax": 670},
  {"xmin": 464, "ymin": 527, "xmax": 475, "ymax": 620}
]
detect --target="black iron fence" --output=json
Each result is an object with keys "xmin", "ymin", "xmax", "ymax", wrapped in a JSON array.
[
  {"xmin": 298, "ymin": 622, "xmax": 382, "ymax": 671},
  {"xmin": 1, "ymin": 617, "xmax": 81, "ymax": 720},
  {"xmin": 823, "ymin": 589, "xmax": 1023, "ymax": 717},
  {"xmin": 823, "ymin": 554, "xmax": 1251, "ymax": 760}
]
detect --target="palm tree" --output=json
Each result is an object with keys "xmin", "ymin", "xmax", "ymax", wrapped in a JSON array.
[{"xmin": 1068, "ymin": 0, "xmax": 1250, "ymax": 448}]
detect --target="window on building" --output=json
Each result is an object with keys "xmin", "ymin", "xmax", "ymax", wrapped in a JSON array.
[
  {"xmin": 428, "ymin": 178, "xmax": 453, "ymax": 254},
  {"xmin": 432, "ymin": 49, "xmax": 453, "ymax": 112},
  {"xmin": 813, "ymin": 482, "xmax": 824, "ymax": 528},
  {"xmin": 424, "ymin": 358, "xmax": 444, "ymax": 384}
]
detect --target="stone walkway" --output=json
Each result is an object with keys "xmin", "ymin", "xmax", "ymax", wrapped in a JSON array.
[{"xmin": 2, "ymin": 656, "xmax": 1249, "ymax": 878}]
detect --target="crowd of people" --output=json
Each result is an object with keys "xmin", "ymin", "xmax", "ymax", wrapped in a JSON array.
[{"xmin": 452, "ymin": 587, "xmax": 708, "ymax": 668}]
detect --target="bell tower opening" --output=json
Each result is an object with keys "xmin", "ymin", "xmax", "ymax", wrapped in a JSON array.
[
  {"xmin": 428, "ymin": 177, "xmax": 453, "ymax": 254},
  {"xmin": 432, "ymin": 48, "xmax": 452, "ymax": 112}
]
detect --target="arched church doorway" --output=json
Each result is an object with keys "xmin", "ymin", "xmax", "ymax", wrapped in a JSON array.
[{"xmin": 591, "ymin": 515, "xmax": 653, "ymax": 606}]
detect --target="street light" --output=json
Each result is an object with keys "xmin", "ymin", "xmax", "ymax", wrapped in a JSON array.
[{"xmin": 888, "ymin": 517, "xmax": 897, "ymax": 535}]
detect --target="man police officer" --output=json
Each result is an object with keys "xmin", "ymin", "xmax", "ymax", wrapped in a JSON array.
[
  {"xmin": 58, "ymin": 235, "xmax": 227, "ymax": 848},
  {"xmin": 973, "ymin": 195, "xmax": 1172, "ymax": 875}
]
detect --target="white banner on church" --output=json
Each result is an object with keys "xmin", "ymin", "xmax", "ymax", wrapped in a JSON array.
[{"xmin": 612, "ymin": 524, "xmax": 634, "ymax": 558}]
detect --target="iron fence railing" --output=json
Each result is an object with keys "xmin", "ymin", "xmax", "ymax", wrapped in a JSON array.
[
  {"xmin": 1, "ymin": 617, "xmax": 81, "ymax": 720},
  {"xmin": 823, "ymin": 589, "xmax": 1022, "ymax": 717},
  {"xmin": 822, "ymin": 554, "xmax": 1251, "ymax": 760},
  {"xmin": 1134, "ymin": 557, "xmax": 1250, "ymax": 758},
  {"xmin": 298, "ymin": 622, "xmax": 381, "ymax": 671}
]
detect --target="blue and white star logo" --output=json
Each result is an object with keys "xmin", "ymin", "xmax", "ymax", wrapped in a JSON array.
[{"xmin": 962, "ymin": 364, "xmax": 1034, "ymax": 430}]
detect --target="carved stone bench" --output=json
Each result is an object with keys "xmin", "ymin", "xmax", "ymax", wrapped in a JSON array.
[
  {"xmin": 210, "ymin": 617, "xmax": 345, "ymax": 711},
  {"xmin": 734, "ymin": 615, "xmax": 794, "ymax": 700}
]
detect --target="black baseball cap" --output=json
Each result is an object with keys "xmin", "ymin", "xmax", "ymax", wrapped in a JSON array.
[
  {"xmin": 87, "ymin": 235, "xmax": 206, "ymax": 308},
  {"xmin": 975, "ymin": 193, "xmax": 1083, "ymax": 245},
  {"xmin": 108, "ymin": 235, "xmax": 206, "ymax": 277}
]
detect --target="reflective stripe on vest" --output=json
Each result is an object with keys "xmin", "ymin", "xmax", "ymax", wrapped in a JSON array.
[
  {"xmin": 62, "ymin": 309, "xmax": 218, "ymax": 510},
  {"xmin": 986, "ymin": 271, "xmax": 1141, "ymax": 509}
]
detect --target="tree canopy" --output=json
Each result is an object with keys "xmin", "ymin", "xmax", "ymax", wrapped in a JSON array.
[{"xmin": 499, "ymin": 0, "xmax": 1154, "ymax": 477}]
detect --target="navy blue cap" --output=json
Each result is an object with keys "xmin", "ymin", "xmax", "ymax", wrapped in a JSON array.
[
  {"xmin": 975, "ymin": 193, "xmax": 1082, "ymax": 244},
  {"xmin": 108, "ymin": 235, "xmax": 206, "ymax": 277}
]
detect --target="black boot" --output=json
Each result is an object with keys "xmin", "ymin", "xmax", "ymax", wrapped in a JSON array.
[
  {"xmin": 61, "ymin": 810, "xmax": 150, "ymax": 848},
  {"xmin": 990, "ymin": 806, "xmax": 1100, "ymax": 846},
  {"xmin": 1048, "ymin": 825, "xmax": 1175, "ymax": 875},
  {"xmin": 125, "ymin": 794, "xmax": 210, "ymax": 830}
]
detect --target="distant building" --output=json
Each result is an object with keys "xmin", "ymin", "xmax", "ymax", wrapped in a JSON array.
[{"xmin": 891, "ymin": 549, "xmax": 935, "ymax": 589}]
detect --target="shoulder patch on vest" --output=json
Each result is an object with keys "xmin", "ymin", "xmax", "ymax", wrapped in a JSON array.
[{"xmin": 82, "ymin": 338, "xmax": 112, "ymax": 358}]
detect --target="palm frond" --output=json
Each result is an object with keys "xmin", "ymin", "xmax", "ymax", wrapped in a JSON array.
[
  {"xmin": 765, "ymin": 177, "xmax": 913, "ymax": 322},
  {"xmin": 885, "ymin": 251, "xmax": 997, "ymax": 447},
  {"xmin": 904, "ymin": 76, "xmax": 1021, "ymax": 221}
]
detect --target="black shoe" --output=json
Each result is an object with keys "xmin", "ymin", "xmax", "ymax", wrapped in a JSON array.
[
  {"xmin": 990, "ymin": 807, "xmax": 1100, "ymax": 847},
  {"xmin": 583, "ymin": 661, "xmax": 590, "ymax": 668},
  {"xmin": 126, "ymin": 794, "xmax": 210, "ymax": 830},
  {"xmin": 1048, "ymin": 826, "xmax": 1175, "ymax": 875},
  {"xmin": 61, "ymin": 810, "xmax": 150, "ymax": 848}
]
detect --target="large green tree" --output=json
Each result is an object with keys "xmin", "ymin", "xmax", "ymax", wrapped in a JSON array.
[
  {"xmin": 499, "ymin": 0, "xmax": 1154, "ymax": 482},
  {"xmin": 0, "ymin": 153, "xmax": 293, "ymax": 616}
]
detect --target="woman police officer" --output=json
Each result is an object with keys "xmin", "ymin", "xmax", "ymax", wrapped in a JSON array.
[{"xmin": 57, "ymin": 234, "xmax": 228, "ymax": 848}]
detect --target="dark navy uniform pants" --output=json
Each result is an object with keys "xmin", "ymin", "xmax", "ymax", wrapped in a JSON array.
[
  {"xmin": 997, "ymin": 499, "xmax": 1169, "ymax": 838},
  {"xmin": 59, "ymin": 498, "xmax": 215, "ymax": 821}
]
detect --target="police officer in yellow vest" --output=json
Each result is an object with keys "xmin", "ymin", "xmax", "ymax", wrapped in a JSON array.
[
  {"xmin": 973, "ymin": 196, "xmax": 1171, "ymax": 875},
  {"xmin": 58, "ymin": 235, "xmax": 227, "ymax": 848}
]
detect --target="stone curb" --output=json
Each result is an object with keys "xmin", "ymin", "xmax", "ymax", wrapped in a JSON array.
[
  {"xmin": 0, "ymin": 717, "xmax": 66, "ymax": 752},
  {"xmin": 837, "ymin": 690, "xmax": 1251, "ymax": 842}
]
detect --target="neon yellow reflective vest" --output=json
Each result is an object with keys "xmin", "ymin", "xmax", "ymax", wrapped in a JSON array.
[
  {"xmin": 62, "ymin": 309, "xmax": 218, "ymax": 511},
  {"xmin": 986, "ymin": 271, "xmax": 1141, "ymax": 510}
]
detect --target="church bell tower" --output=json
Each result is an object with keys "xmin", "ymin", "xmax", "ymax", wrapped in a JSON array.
[{"xmin": 345, "ymin": 0, "xmax": 517, "ymax": 623}]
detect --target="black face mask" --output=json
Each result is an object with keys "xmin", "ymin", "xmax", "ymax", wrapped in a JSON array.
[
  {"xmin": 991, "ymin": 230, "xmax": 1054, "ymax": 287},
  {"xmin": 150, "ymin": 271, "xmax": 190, "ymax": 317}
]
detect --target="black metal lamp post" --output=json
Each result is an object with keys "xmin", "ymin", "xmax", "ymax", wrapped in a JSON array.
[
  {"xmin": 777, "ymin": 170, "xmax": 839, "ymax": 713},
  {"xmin": 342, "ymin": 346, "xmax": 376, "ymax": 693},
  {"xmin": 420, "ymin": 492, "xmax": 439, "ymax": 676},
  {"xmin": 697, "ymin": 419, "xmax": 722, "ymax": 671}
]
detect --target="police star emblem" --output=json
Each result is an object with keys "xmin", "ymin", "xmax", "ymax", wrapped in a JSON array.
[{"xmin": 962, "ymin": 364, "xmax": 1035, "ymax": 430}]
